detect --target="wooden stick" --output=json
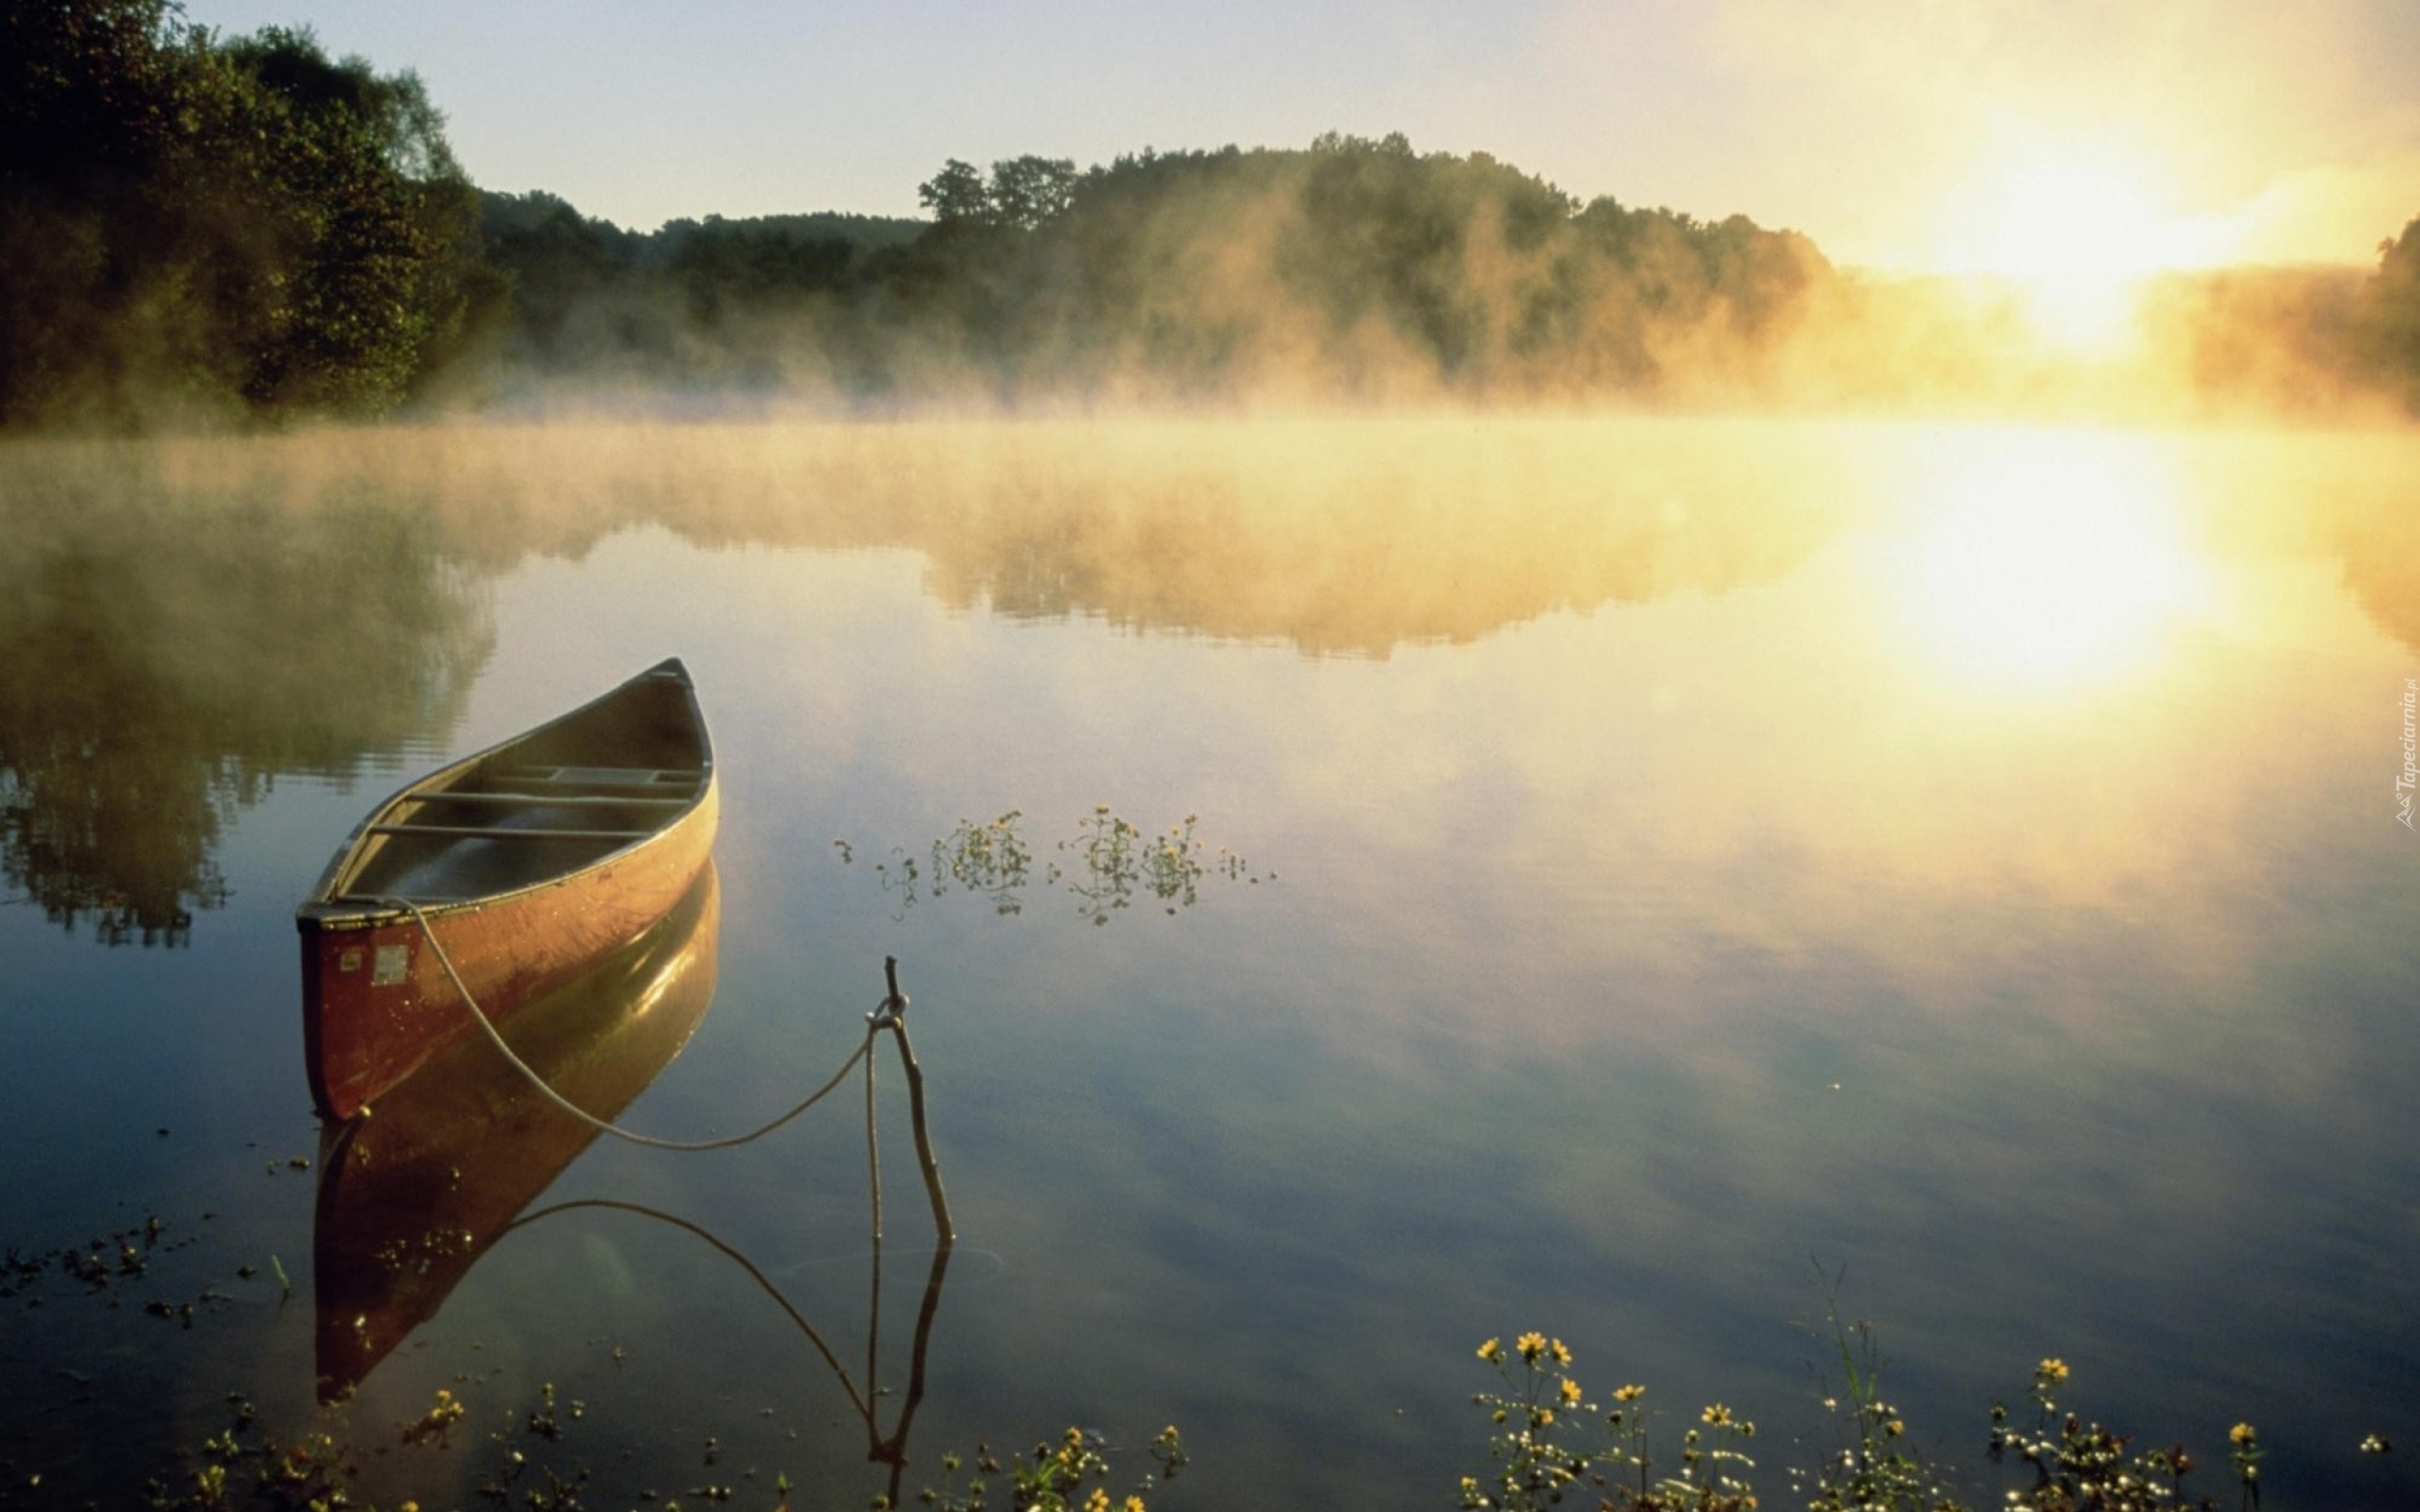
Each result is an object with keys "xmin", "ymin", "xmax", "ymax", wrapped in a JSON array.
[{"xmin": 882, "ymin": 955, "xmax": 956, "ymax": 1245}]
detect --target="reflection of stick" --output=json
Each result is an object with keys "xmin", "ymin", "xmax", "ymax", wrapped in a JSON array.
[
  {"xmin": 872, "ymin": 1241, "xmax": 956, "ymax": 1502},
  {"xmin": 865, "ymin": 1004, "xmax": 884, "ymax": 1404},
  {"xmin": 881, "ymin": 956, "xmax": 956, "ymax": 1245}
]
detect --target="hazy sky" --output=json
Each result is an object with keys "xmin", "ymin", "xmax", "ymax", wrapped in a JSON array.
[{"xmin": 181, "ymin": 0, "xmax": 2419, "ymax": 273}]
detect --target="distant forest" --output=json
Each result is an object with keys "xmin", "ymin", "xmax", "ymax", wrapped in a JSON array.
[{"xmin": 6, "ymin": 0, "xmax": 2420, "ymax": 428}]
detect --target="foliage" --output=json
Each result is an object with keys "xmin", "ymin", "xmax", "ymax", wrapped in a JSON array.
[
  {"xmin": 2366, "ymin": 215, "xmax": 2420, "ymax": 408},
  {"xmin": 0, "ymin": 0, "xmax": 485, "ymax": 427}
]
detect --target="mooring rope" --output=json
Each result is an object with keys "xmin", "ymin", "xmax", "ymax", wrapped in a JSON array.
[{"xmin": 373, "ymin": 895, "xmax": 885, "ymax": 1152}]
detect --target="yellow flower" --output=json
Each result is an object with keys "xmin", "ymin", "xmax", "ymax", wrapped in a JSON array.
[
  {"xmin": 2230, "ymin": 1423, "xmax": 2257, "ymax": 1446},
  {"xmin": 1084, "ymin": 1488, "xmax": 1110, "ymax": 1512},
  {"xmin": 1535, "ymin": 1407, "xmax": 1555, "ymax": 1427},
  {"xmin": 1885, "ymin": 1419, "xmax": 1905, "ymax": 1438},
  {"xmin": 1123, "ymin": 1499, "xmax": 1147, "ymax": 1512},
  {"xmin": 1614, "ymin": 1384, "xmax": 1647, "ymax": 1402},
  {"xmin": 1703, "ymin": 1404, "xmax": 1734, "ymax": 1427},
  {"xmin": 1559, "ymin": 1378, "xmax": 1582, "ymax": 1405},
  {"xmin": 1549, "ymin": 1338, "xmax": 1573, "ymax": 1366},
  {"xmin": 2038, "ymin": 1358, "xmax": 2070, "ymax": 1383},
  {"xmin": 1477, "ymin": 1337, "xmax": 1503, "ymax": 1363},
  {"xmin": 1515, "ymin": 1332, "xmax": 1547, "ymax": 1362}
]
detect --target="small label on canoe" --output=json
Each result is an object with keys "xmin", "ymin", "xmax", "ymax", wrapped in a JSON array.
[
  {"xmin": 338, "ymin": 949, "xmax": 363, "ymax": 973},
  {"xmin": 372, "ymin": 944, "xmax": 410, "ymax": 987}
]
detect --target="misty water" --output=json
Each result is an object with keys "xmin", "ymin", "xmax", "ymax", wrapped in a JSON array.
[{"xmin": 3, "ymin": 414, "xmax": 2417, "ymax": 1511}]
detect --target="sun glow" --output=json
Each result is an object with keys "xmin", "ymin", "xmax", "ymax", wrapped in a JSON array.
[
  {"xmin": 1934, "ymin": 147, "xmax": 2235, "ymax": 355},
  {"xmin": 1892, "ymin": 431, "xmax": 2212, "ymax": 695}
]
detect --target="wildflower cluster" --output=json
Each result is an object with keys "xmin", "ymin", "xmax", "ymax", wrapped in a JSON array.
[
  {"xmin": 398, "ymin": 1386, "xmax": 464, "ymax": 1447},
  {"xmin": 1475, "ymin": 1302, "xmax": 2289, "ymax": 1512},
  {"xmin": 1467, "ymin": 1332, "xmax": 1755, "ymax": 1512},
  {"xmin": 1982, "ymin": 1360, "xmax": 2220, "ymax": 1512}
]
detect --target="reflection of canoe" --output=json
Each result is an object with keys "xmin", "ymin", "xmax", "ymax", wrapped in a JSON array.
[
  {"xmin": 296, "ymin": 659, "xmax": 718, "ymax": 1121},
  {"xmin": 312, "ymin": 864, "xmax": 720, "ymax": 1400}
]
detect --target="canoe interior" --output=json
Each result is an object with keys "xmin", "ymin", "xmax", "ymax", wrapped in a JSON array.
[{"xmin": 330, "ymin": 666, "xmax": 708, "ymax": 904}]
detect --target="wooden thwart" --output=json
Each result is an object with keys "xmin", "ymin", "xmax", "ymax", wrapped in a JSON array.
[
  {"xmin": 365, "ymin": 823, "xmax": 656, "ymax": 840},
  {"xmin": 412, "ymin": 792, "xmax": 695, "ymax": 810}
]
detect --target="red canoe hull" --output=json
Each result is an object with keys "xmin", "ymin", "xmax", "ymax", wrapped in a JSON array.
[{"xmin": 297, "ymin": 660, "xmax": 717, "ymax": 1121}]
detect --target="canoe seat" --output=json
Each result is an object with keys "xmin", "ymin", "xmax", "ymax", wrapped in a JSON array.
[{"xmin": 496, "ymin": 765, "xmax": 703, "ymax": 793}]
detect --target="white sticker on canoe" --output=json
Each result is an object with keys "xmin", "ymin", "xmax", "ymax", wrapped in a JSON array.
[{"xmin": 372, "ymin": 944, "xmax": 410, "ymax": 987}]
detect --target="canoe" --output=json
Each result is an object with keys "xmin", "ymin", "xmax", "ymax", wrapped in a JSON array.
[
  {"xmin": 296, "ymin": 658, "xmax": 718, "ymax": 1121},
  {"xmin": 313, "ymin": 863, "xmax": 719, "ymax": 1400}
]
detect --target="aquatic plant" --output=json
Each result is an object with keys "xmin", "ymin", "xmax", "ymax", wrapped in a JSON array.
[
  {"xmin": 848, "ymin": 806, "xmax": 1265, "ymax": 923},
  {"xmin": 876, "ymin": 1423, "xmax": 1185, "ymax": 1512},
  {"xmin": 1468, "ymin": 1302, "xmax": 2278, "ymax": 1512},
  {"xmin": 1465, "ymin": 1332, "xmax": 1756, "ymax": 1511}
]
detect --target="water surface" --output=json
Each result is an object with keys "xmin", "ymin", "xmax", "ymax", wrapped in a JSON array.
[{"xmin": 2, "ymin": 415, "xmax": 2415, "ymax": 1510}]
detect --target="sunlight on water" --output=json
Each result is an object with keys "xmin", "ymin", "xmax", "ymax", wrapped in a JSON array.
[{"xmin": 1889, "ymin": 429, "xmax": 2214, "ymax": 694}]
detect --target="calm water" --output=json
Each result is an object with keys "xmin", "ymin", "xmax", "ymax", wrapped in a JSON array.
[{"xmin": 3, "ymin": 415, "xmax": 2416, "ymax": 1510}]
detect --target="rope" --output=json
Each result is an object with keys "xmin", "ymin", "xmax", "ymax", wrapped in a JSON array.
[
  {"xmin": 373, "ymin": 895, "xmax": 872, "ymax": 1152},
  {"xmin": 508, "ymin": 1197, "xmax": 873, "ymax": 1418}
]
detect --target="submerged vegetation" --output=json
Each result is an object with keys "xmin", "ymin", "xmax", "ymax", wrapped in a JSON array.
[{"xmin": 9, "ymin": 2, "xmax": 2420, "ymax": 426}]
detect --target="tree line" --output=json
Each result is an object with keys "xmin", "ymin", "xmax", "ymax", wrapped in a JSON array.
[{"xmin": 6, "ymin": 1, "xmax": 2419, "ymax": 427}]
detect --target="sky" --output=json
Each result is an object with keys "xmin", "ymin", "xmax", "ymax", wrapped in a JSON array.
[{"xmin": 179, "ymin": 0, "xmax": 2420, "ymax": 274}]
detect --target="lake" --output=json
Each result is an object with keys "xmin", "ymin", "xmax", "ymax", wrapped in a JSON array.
[{"xmin": 2, "ymin": 413, "xmax": 2416, "ymax": 1511}]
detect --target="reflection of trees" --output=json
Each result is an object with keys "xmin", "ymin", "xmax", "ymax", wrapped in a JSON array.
[
  {"xmin": 2334, "ymin": 512, "xmax": 2420, "ymax": 661},
  {"xmin": 0, "ymin": 445, "xmax": 491, "ymax": 944},
  {"xmin": 234, "ymin": 419, "xmax": 1863, "ymax": 659}
]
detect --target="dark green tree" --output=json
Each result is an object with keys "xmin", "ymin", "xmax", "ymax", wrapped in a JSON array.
[
  {"xmin": 987, "ymin": 155, "xmax": 1077, "ymax": 231},
  {"xmin": 0, "ymin": 3, "xmax": 483, "ymax": 427},
  {"xmin": 917, "ymin": 159, "xmax": 993, "ymax": 225},
  {"xmin": 2371, "ymin": 215, "xmax": 2420, "ymax": 406}
]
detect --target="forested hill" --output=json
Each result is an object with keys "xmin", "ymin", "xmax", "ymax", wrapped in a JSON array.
[
  {"xmin": 473, "ymin": 136, "xmax": 1837, "ymax": 404},
  {"xmin": 5, "ymin": 2, "xmax": 2418, "ymax": 427}
]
